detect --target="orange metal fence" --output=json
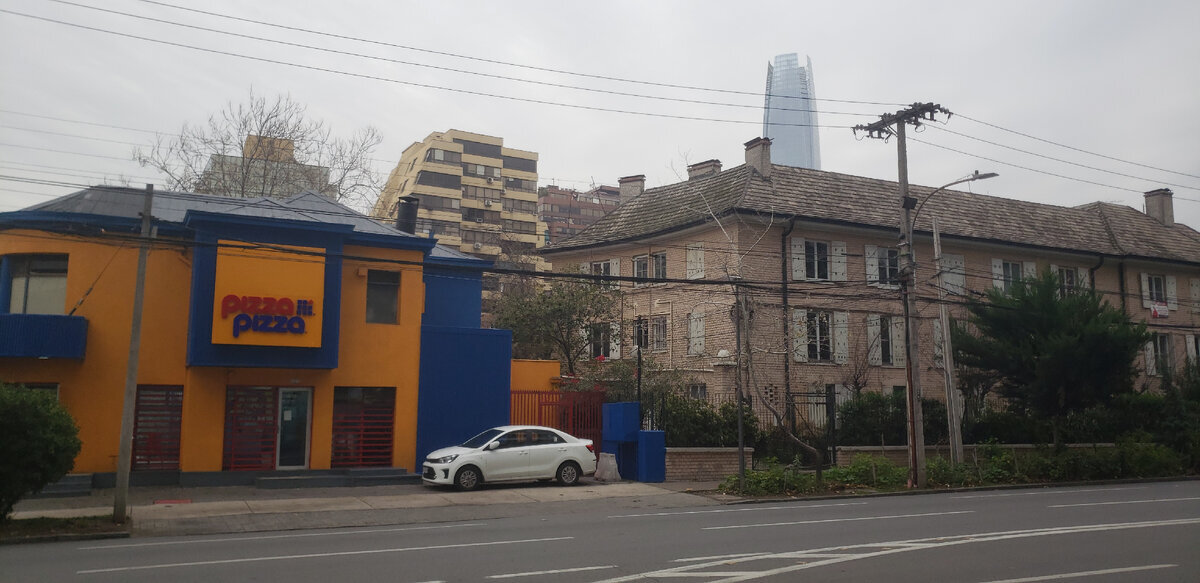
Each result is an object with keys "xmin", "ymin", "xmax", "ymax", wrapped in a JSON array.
[{"xmin": 511, "ymin": 389, "xmax": 604, "ymax": 447}]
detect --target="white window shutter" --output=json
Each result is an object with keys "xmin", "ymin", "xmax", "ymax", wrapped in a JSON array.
[
  {"xmin": 865, "ymin": 245, "xmax": 879, "ymax": 285},
  {"xmin": 1144, "ymin": 340, "xmax": 1157, "ymax": 376},
  {"xmin": 943, "ymin": 253, "xmax": 966, "ymax": 295},
  {"xmin": 1140, "ymin": 272, "xmax": 1152, "ymax": 308},
  {"xmin": 579, "ymin": 262, "xmax": 589, "ymax": 274},
  {"xmin": 1166, "ymin": 275, "xmax": 1178, "ymax": 310},
  {"xmin": 609, "ymin": 322, "xmax": 621, "ymax": 359},
  {"xmin": 688, "ymin": 312, "xmax": 705, "ymax": 355},
  {"xmin": 992, "ymin": 258, "xmax": 1004, "ymax": 289},
  {"xmin": 1077, "ymin": 267, "xmax": 1090, "ymax": 289},
  {"xmin": 831, "ymin": 241, "xmax": 847, "ymax": 282},
  {"xmin": 866, "ymin": 314, "xmax": 882, "ymax": 366},
  {"xmin": 610, "ymin": 258, "xmax": 620, "ymax": 277},
  {"xmin": 933, "ymin": 318, "xmax": 945, "ymax": 369},
  {"xmin": 833, "ymin": 311, "xmax": 849, "ymax": 364},
  {"xmin": 1049, "ymin": 263, "xmax": 1058, "ymax": 274},
  {"xmin": 1190, "ymin": 278, "xmax": 1200, "ymax": 313},
  {"xmin": 686, "ymin": 244, "xmax": 704, "ymax": 280},
  {"xmin": 791, "ymin": 238, "xmax": 806, "ymax": 280},
  {"xmin": 890, "ymin": 317, "xmax": 907, "ymax": 367},
  {"xmin": 792, "ymin": 308, "xmax": 808, "ymax": 362},
  {"xmin": 1023, "ymin": 261, "xmax": 1037, "ymax": 279},
  {"xmin": 1185, "ymin": 334, "xmax": 1197, "ymax": 363}
]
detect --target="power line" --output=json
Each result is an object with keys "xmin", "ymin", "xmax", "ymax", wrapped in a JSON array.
[{"xmin": 0, "ymin": 141, "xmax": 134, "ymax": 161}]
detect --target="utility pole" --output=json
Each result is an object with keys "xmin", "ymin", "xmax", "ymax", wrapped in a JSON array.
[
  {"xmin": 113, "ymin": 184, "xmax": 154, "ymax": 523},
  {"xmin": 733, "ymin": 282, "xmax": 746, "ymax": 493},
  {"xmin": 854, "ymin": 103, "xmax": 951, "ymax": 488},
  {"xmin": 933, "ymin": 218, "xmax": 964, "ymax": 464},
  {"xmin": 635, "ymin": 315, "xmax": 644, "ymax": 427}
]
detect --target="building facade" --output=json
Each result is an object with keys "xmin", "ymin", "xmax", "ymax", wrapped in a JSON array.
[
  {"xmin": 0, "ymin": 187, "xmax": 512, "ymax": 485},
  {"xmin": 538, "ymin": 184, "xmax": 620, "ymax": 245},
  {"xmin": 195, "ymin": 135, "xmax": 340, "ymax": 200},
  {"xmin": 542, "ymin": 138, "xmax": 1200, "ymax": 430},
  {"xmin": 764, "ymin": 53, "xmax": 821, "ymax": 170}
]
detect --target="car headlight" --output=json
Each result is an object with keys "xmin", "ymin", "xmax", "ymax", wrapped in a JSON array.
[{"xmin": 431, "ymin": 454, "xmax": 459, "ymax": 464}]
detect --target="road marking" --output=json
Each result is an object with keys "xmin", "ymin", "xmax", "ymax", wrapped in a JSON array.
[
  {"xmin": 1049, "ymin": 496, "xmax": 1200, "ymax": 508},
  {"xmin": 952, "ymin": 487, "xmax": 1145, "ymax": 499},
  {"xmin": 608, "ymin": 502, "xmax": 868, "ymax": 519},
  {"xmin": 78, "ymin": 523, "xmax": 482, "ymax": 550},
  {"xmin": 75, "ymin": 536, "xmax": 572, "ymax": 574},
  {"xmin": 674, "ymin": 553, "xmax": 770, "ymax": 563},
  {"xmin": 486, "ymin": 565, "xmax": 615, "ymax": 579},
  {"xmin": 971, "ymin": 564, "xmax": 1176, "ymax": 582},
  {"xmin": 591, "ymin": 518, "xmax": 1200, "ymax": 583},
  {"xmin": 703, "ymin": 510, "xmax": 974, "ymax": 530}
]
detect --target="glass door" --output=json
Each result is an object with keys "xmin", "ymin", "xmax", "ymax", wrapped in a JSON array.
[{"xmin": 277, "ymin": 388, "xmax": 312, "ymax": 469}]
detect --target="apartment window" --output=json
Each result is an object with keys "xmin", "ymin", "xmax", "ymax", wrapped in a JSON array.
[
  {"xmin": 651, "ymin": 316, "xmax": 668, "ymax": 351},
  {"xmin": 651, "ymin": 252, "xmax": 667, "ymax": 281},
  {"xmin": 424, "ymin": 148, "xmax": 461, "ymax": 165},
  {"xmin": 7, "ymin": 254, "xmax": 68, "ymax": 315},
  {"xmin": 589, "ymin": 323, "xmax": 611, "ymax": 359},
  {"xmin": 879, "ymin": 315, "xmax": 893, "ymax": 366},
  {"xmin": 366, "ymin": 270, "xmax": 400, "ymax": 324},
  {"xmin": 462, "ymin": 163, "xmax": 502, "ymax": 179},
  {"xmin": 464, "ymin": 207, "xmax": 501, "ymax": 224},
  {"xmin": 806, "ymin": 241, "xmax": 830, "ymax": 280},
  {"xmin": 461, "ymin": 229, "xmax": 500, "ymax": 246},
  {"xmin": 634, "ymin": 318, "xmax": 649, "ymax": 350},
  {"xmin": 807, "ymin": 311, "xmax": 832, "ymax": 362},
  {"xmin": 452, "ymin": 138, "xmax": 502, "ymax": 158},
  {"xmin": 633, "ymin": 255, "xmax": 649, "ymax": 285},
  {"xmin": 503, "ymin": 219, "xmax": 536, "ymax": 234},
  {"xmin": 686, "ymin": 383, "xmax": 707, "ymax": 400},
  {"xmin": 415, "ymin": 171, "xmax": 461, "ymax": 190},
  {"xmin": 504, "ymin": 177, "xmax": 537, "ymax": 192},
  {"xmin": 462, "ymin": 185, "xmax": 503, "ymax": 202},
  {"xmin": 686, "ymin": 244, "xmax": 704, "ymax": 279},
  {"xmin": 501, "ymin": 155, "xmax": 537, "ymax": 173},
  {"xmin": 412, "ymin": 193, "xmax": 459, "ymax": 212},
  {"xmin": 590, "ymin": 260, "xmax": 611, "ymax": 277},
  {"xmin": 877, "ymin": 248, "xmax": 900, "ymax": 286},
  {"xmin": 687, "ymin": 312, "xmax": 705, "ymax": 355},
  {"xmin": 1147, "ymin": 333, "xmax": 1171, "ymax": 376},
  {"xmin": 415, "ymin": 218, "xmax": 460, "ymax": 238},
  {"xmin": 481, "ymin": 275, "xmax": 500, "ymax": 291},
  {"xmin": 502, "ymin": 198, "xmax": 537, "ymax": 214},
  {"xmin": 1147, "ymin": 275, "xmax": 1166, "ymax": 303},
  {"xmin": 1057, "ymin": 266, "xmax": 1078, "ymax": 295},
  {"xmin": 1000, "ymin": 261, "xmax": 1023, "ymax": 291}
]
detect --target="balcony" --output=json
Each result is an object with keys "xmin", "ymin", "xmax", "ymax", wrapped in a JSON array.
[{"xmin": 0, "ymin": 314, "xmax": 88, "ymax": 359}]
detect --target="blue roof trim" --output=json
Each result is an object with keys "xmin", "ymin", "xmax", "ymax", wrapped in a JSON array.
[{"xmin": 345, "ymin": 231, "xmax": 437, "ymax": 253}]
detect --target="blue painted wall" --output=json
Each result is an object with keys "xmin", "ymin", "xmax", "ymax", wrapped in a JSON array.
[
  {"xmin": 0, "ymin": 314, "xmax": 88, "ymax": 359},
  {"xmin": 415, "ymin": 325, "xmax": 513, "ymax": 465},
  {"xmin": 422, "ymin": 265, "xmax": 483, "ymax": 328}
]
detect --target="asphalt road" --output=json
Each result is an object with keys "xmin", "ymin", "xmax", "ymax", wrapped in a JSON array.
[{"xmin": 4, "ymin": 481, "xmax": 1198, "ymax": 582}]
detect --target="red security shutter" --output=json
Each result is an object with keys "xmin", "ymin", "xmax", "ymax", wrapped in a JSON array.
[
  {"xmin": 331, "ymin": 387, "xmax": 395, "ymax": 468},
  {"xmin": 223, "ymin": 387, "xmax": 278, "ymax": 471},
  {"xmin": 132, "ymin": 385, "xmax": 183, "ymax": 471}
]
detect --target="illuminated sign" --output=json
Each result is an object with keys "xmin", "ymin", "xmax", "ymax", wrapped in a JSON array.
[{"xmin": 211, "ymin": 242, "xmax": 325, "ymax": 348}]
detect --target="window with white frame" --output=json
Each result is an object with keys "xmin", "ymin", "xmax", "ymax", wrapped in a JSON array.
[
  {"xmin": 589, "ymin": 323, "xmax": 611, "ymax": 359},
  {"xmin": 651, "ymin": 252, "xmax": 667, "ymax": 281},
  {"xmin": 651, "ymin": 316, "xmax": 668, "ymax": 351},
  {"xmin": 590, "ymin": 260, "xmax": 611, "ymax": 277},
  {"xmin": 805, "ymin": 240, "xmax": 830, "ymax": 281},
  {"xmin": 792, "ymin": 309, "xmax": 848, "ymax": 363},
  {"xmin": 1002, "ymin": 261, "xmax": 1023, "ymax": 291},
  {"xmin": 687, "ymin": 312, "xmax": 705, "ymax": 355},
  {"xmin": 791, "ymin": 238, "xmax": 845, "ymax": 281},
  {"xmin": 7, "ymin": 254, "xmax": 68, "ymax": 315},
  {"xmin": 686, "ymin": 383, "xmax": 707, "ymax": 400},
  {"xmin": 879, "ymin": 315, "xmax": 894, "ymax": 365},
  {"xmin": 993, "ymin": 259, "xmax": 1034, "ymax": 292},
  {"xmin": 1140, "ymin": 272, "xmax": 1177, "ymax": 312},
  {"xmin": 685, "ymin": 244, "xmax": 704, "ymax": 279},
  {"xmin": 1185, "ymin": 333, "xmax": 1198, "ymax": 364},
  {"xmin": 1146, "ymin": 333, "xmax": 1171, "ymax": 376},
  {"xmin": 1147, "ymin": 275, "xmax": 1166, "ymax": 303},
  {"xmin": 867, "ymin": 314, "xmax": 905, "ymax": 367},
  {"xmin": 1056, "ymin": 266, "xmax": 1078, "ymax": 295},
  {"xmin": 865, "ymin": 246, "xmax": 900, "ymax": 287},
  {"xmin": 633, "ymin": 255, "xmax": 648, "ymax": 285}
]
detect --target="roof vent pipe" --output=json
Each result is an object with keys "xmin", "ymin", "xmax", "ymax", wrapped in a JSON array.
[{"xmin": 395, "ymin": 195, "xmax": 420, "ymax": 234}]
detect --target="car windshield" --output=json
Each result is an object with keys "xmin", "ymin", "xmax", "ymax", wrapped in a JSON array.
[{"xmin": 461, "ymin": 428, "xmax": 505, "ymax": 449}]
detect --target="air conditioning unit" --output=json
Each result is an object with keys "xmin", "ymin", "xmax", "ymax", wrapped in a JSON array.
[
  {"xmin": 484, "ymin": 199, "xmax": 493, "ymax": 207},
  {"xmin": 474, "ymin": 218, "xmax": 484, "ymax": 223},
  {"xmin": 486, "ymin": 177, "xmax": 494, "ymax": 184},
  {"xmin": 473, "ymin": 242, "xmax": 483, "ymax": 250}
]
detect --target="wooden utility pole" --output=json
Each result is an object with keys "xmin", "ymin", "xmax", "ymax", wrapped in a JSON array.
[
  {"xmin": 933, "ymin": 218, "xmax": 964, "ymax": 464},
  {"xmin": 853, "ymin": 103, "xmax": 951, "ymax": 488},
  {"xmin": 113, "ymin": 184, "xmax": 154, "ymax": 523}
]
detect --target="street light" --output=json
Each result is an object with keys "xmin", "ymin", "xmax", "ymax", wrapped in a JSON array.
[{"xmin": 899, "ymin": 169, "xmax": 997, "ymax": 486}]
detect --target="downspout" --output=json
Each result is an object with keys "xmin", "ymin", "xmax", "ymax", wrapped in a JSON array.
[
  {"xmin": 1088, "ymin": 255, "xmax": 1105, "ymax": 290},
  {"xmin": 781, "ymin": 218, "xmax": 796, "ymax": 433},
  {"xmin": 1117, "ymin": 260, "xmax": 1127, "ymax": 312}
]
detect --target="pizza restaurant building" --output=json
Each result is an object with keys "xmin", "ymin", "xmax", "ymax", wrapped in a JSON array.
[{"xmin": 0, "ymin": 187, "xmax": 511, "ymax": 485}]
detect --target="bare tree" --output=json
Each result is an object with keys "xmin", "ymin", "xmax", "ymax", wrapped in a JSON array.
[{"xmin": 135, "ymin": 90, "xmax": 382, "ymax": 208}]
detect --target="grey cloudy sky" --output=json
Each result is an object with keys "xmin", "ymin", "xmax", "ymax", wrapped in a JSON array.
[{"xmin": 2, "ymin": 0, "xmax": 1198, "ymax": 229}]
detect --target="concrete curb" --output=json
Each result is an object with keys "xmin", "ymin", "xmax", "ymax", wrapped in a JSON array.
[{"xmin": 0, "ymin": 530, "xmax": 130, "ymax": 546}]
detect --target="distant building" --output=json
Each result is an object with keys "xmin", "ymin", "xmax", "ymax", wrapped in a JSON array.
[
  {"xmin": 539, "ymin": 184, "xmax": 620, "ymax": 245},
  {"xmin": 372, "ymin": 130, "xmax": 548, "ymax": 318},
  {"xmin": 195, "ymin": 135, "xmax": 339, "ymax": 200},
  {"xmin": 763, "ymin": 53, "xmax": 821, "ymax": 169}
]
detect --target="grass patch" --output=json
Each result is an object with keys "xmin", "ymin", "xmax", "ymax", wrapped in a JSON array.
[{"xmin": 0, "ymin": 516, "xmax": 128, "ymax": 542}]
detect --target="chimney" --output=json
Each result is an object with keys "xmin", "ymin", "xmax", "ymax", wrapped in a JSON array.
[
  {"xmin": 395, "ymin": 195, "xmax": 419, "ymax": 234},
  {"xmin": 687, "ymin": 159, "xmax": 722, "ymax": 180},
  {"xmin": 744, "ymin": 137, "xmax": 772, "ymax": 178},
  {"xmin": 1144, "ymin": 188, "xmax": 1174, "ymax": 226},
  {"xmin": 618, "ymin": 174, "xmax": 645, "ymax": 205}
]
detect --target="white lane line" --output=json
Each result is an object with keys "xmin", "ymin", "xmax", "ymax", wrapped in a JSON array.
[
  {"xmin": 486, "ymin": 565, "xmax": 615, "ymax": 579},
  {"xmin": 703, "ymin": 510, "xmax": 974, "ymax": 530},
  {"xmin": 953, "ymin": 487, "xmax": 1145, "ymax": 499},
  {"xmin": 971, "ymin": 564, "xmax": 1176, "ymax": 583},
  {"xmin": 608, "ymin": 502, "xmax": 868, "ymax": 519},
  {"xmin": 78, "ymin": 523, "xmax": 482, "ymax": 550},
  {"xmin": 674, "ymin": 553, "xmax": 770, "ymax": 563},
  {"xmin": 76, "ymin": 536, "xmax": 572, "ymax": 574},
  {"xmin": 1049, "ymin": 496, "xmax": 1200, "ymax": 508}
]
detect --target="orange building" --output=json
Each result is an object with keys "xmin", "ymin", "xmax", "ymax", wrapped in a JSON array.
[{"xmin": 0, "ymin": 187, "xmax": 512, "ymax": 486}]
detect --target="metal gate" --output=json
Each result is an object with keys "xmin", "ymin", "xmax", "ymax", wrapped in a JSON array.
[
  {"xmin": 132, "ymin": 385, "xmax": 183, "ymax": 471},
  {"xmin": 511, "ymin": 390, "xmax": 604, "ymax": 447},
  {"xmin": 222, "ymin": 386, "xmax": 278, "ymax": 471},
  {"xmin": 331, "ymin": 387, "xmax": 395, "ymax": 468}
]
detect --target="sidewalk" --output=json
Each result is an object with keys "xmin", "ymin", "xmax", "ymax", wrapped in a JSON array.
[{"xmin": 11, "ymin": 479, "xmax": 729, "ymax": 537}]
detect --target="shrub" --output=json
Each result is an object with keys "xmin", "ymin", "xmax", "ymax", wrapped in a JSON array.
[
  {"xmin": 836, "ymin": 391, "xmax": 948, "ymax": 447},
  {"xmin": 823, "ymin": 454, "xmax": 908, "ymax": 489},
  {"xmin": 717, "ymin": 459, "xmax": 820, "ymax": 496},
  {"xmin": 0, "ymin": 384, "xmax": 81, "ymax": 520},
  {"xmin": 658, "ymin": 394, "xmax": 759, "ymax": 448}
]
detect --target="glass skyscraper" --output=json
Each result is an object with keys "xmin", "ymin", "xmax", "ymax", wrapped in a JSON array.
[{"xmin": 763, "ymin": 53, "xmax": 821, "ymax": 170}]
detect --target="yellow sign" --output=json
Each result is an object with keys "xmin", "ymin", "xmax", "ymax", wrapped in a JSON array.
[{"xmin": 210, "ymin": 241, "xmax": 325, "ymax": 347}]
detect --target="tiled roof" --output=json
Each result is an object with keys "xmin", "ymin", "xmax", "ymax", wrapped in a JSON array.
[{"xmin": 545, "ymin": 164, "xmax": 1200, "ymax": 266}]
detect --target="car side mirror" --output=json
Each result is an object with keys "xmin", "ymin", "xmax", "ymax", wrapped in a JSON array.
[{"xmin": 486, "ymin": 441, "xmax": 499, "ymax": 451}]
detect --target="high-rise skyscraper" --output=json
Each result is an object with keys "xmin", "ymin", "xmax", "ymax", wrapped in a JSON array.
[{"xmin": 763, "ymin": 53, "xmax": 821, "ymax": 169}]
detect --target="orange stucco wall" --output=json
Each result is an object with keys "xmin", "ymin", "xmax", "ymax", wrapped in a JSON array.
[
  {"xmin": 510, "ymin": 359, "xmax": 560, "ymax": 392},
  {"xmin": 0, "ymin": 230, "xmax": 428, "ymax": 473}
]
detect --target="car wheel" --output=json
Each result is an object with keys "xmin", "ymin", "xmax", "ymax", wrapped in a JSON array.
[
  {"xmin": 455, "ymin": 466, "xmax": 482, "ymax": 491},
  {"xmin": 556, "ymin": 461, "xmax": 581, "ymax": 486}
]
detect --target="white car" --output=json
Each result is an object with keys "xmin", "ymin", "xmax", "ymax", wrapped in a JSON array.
[{"xmin": 422, "ymin": 425, "xmax": 598, "ymax": 491}]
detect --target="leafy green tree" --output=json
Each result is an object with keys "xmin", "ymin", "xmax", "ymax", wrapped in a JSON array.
[
  {"xmin": 491, "ymin": 271, "xmax": 621, "ymax": 375},
  {"xmin": 0, "ymin": 384, "xmax": 81, "ymax": 520},
  {"xmin": 952, "ymin": 270, "xmax": 1150, "ymax": 447}
]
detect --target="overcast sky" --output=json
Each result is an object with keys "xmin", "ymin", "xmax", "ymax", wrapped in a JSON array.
[{"xmin": 2, "ymin": 0, "xmax": 1198, "ymax": 229}]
